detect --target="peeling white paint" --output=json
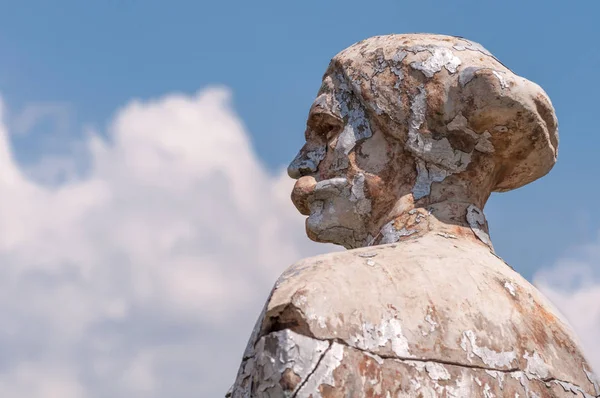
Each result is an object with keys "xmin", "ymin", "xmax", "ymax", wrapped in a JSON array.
[
  {"xmin": 446, "ymin": 373, "xmax": 474, "ymax": 398},
  {"xmin": 254, "ymin": 330, "xmax": 330, "ymax": 396},
  {"xmin": 364, "ymin": 351, "xmax": 385, "ymax": 365},
  {"xmin": 453, "ymin": 39, "xmax": 494, "ymax": 57},
  {"xmin": 492, "ymin": 70, "xmax": 509, "ymax": 89},
  {"xmin": 523, "ymin": 351, "xmax": 549, "ymax": 379},
  {"xmin": 330, "ymin": 72, "xmax": 373, "ymax": 171},
  {"xmin": 313, "ymin": 178, "xmax": 347, "ymax": 199},
  {"xmin": 459, "ymin": 66, "xmax": 484, "ymax": 87},
  {"xmin": 406, "ymin": 86, "xmax": 472, "ymax": 199},
  {"xmin": 584, "ymin": 367, "xmax": 600, "ymax": 396},
  {"xmin": 349, "ymin": 173, "xmax": 372, "ymax": 215},
  {"xmin": 410, "ymin": 47, "xmax": 461, "ymax": 78},
  {"xmin": 380, "ymin": 220, "xmax": 417, "ymax": 244},
  {"xmin": 306, "ymin": 200, "xmax": 324, "ymax": 232},
  {"xmin": 436, "ymin": 232, "xmax": 457, "ymax": 239},
  {"xmin": 288, "ymin": 145, "xmax": 327, "ymax": 177},
  {"xmin": 466, "ymin": 205, "xmax": 493, "ymax": 249},
  {"xmin": 390, "ymin": 50, "xmax": 407, "ymax": 88},
  {"xmin": 350, "ymin": 317, "xmax": 412, "ymax": 357},
  {"xmin": 485, "ymin": 370, "xmax": 505, "ymax": 390},
  {"xmin": 504, "ymin": 281, "xmax": 516, "ymax": 297},
  {"xmin": 296, "ymin": 342, "xmax": 345, "ymax": 398},
  {"xmin": 412, "ymin": 160, "xmax": 447, "ymax": 200},
  {"xmin": 423, "ymin": 307, "xmax": 438, "ymax": 335},
  {"xmin": 425, "ymin": 362, "xmax": 451, "ymax": 381},
  {"xmin": 461, "ymin": 330, "xmax": 517, "ymax": 369},
  {"xmin": 553, "ymin": 380, "xmax": 590, "ymax": 397},
  {"xmin": 407, "ymin": 87, "xmax": 472, "ymax": 172},
  {"xmin": 483, "ymin": 383, "xmax": 494, "ymax": 398},
  {"xmin": 230, "ymin": 330, "xmax": 331, "ymax": 398}
]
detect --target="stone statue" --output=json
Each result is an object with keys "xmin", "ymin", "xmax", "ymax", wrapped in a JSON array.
[{"xmin": 228, "ymin": 34, "xmax": 599, "ymax": 397}]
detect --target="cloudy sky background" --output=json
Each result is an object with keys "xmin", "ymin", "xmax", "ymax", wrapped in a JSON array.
[{"xmin": 0, "ymin": 1, "xmax": 598, "ymax": 396}]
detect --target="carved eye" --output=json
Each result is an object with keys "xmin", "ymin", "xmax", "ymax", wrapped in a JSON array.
[
  {"xmin": 323, "ymin": 123, "xmax": 340, "ymax": 142},
  {"xmin": 309, "ymin": 113, "xmax": 342, "ymax": 143}
]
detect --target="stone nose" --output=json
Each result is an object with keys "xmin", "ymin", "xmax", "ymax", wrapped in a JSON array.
[{"xmin": 287, "ymin": 144, "xmax": 326, "ymax": 179}]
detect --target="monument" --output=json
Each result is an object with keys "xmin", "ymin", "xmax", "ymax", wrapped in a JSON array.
[{"xmin": 228, "ymin": 34, "xmax": 599, "ymax": 397}]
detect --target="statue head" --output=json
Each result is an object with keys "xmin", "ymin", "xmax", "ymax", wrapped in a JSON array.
[{"xmin": 288, "ymin": 34, "xmax": 558, "ymax": 249}]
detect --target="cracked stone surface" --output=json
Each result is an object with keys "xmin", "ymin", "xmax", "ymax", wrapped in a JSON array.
[
  {"xmin": 230, "ymin": 234, "xmax": 598, "ymax": 397},
  {"xmin": 228, "ymin": 34, "xmax": 596, "ymax": 397}
]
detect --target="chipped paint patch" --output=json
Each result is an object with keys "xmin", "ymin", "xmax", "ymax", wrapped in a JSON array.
[
  {"xmin": 483, "ymin": 383, "xmax": 494, "ymax": 398},
  {"xmin": 410, "ymin": 46, "xmax": 461, "ymax": 78},
  {"xmin": 230, "ymin": 329, "xmax": 330, "ymax": 398},
  {"xmin": 350, "ymin": 317, "xmax": 412, "ymax": 357},
  {"xmin": 461, "ymin": 330, "xmax": 517, "ymax": 369},
  {"xmin": 504, "ymin": 281, "xmax": 516, "ymax": 297},
  {"xmin": 406, "ymin": 86, "xmax": 472, "ymax": 199},
  {"xmin": 288, "ymin": 145, "xmax": 326, "ymax": 178},
  {"xmin": 422, "ymin": 307, "xmax": 438, "ymax": 336},
  {"xmin": 349, "ymin": 173, "xmax": 372, "ymax": 215},
  {"xmin": 492, "ymin": 70, "xmax": 509, "ymax": 89},
  {"xmin": 407, "ymin": 86, "xmax": 471, "ymax": 171},
  {"xmin": 425, "ymin": 362, "xmax": 451, "ymax": 381},
  {"xmin": 330, "ymin": 72, "xmax": 373, "ymax": 171},
  {"xmin": 584, "ymin": 367, "xmax": 600, "ymax": 396},
  {"xmin": 453, "ymin": 39, "xmax": 494, "ymax": 57},
  {"xmin": 523, "ymin": 352, "xmax": 549, "ymax": 379},
  {"xmin": 412, "ymin": 160, "xmax": 447, "ymax": 200},
  {"xmin": 380, "ymin": 220, "xmax": 417, "ymax": 244},
  {"xmin": 485, "ymin": 370, "xmax": 505, "ymax": 389},
  {"xmin": 466, "ymin": 205, "xmax": 493, "ymax": 249},
  {"xmin": 437, "ymin": 232, "xmax": 457, "ymax": 239},
  {"xmin": 390, "ymin": 50, "xmax": 407, "ymax": 88},
  {"xmin": 552, "ymin": 379, "xmax": 595, "ymax": 398},
  {"xmin": 296, "ymin": 342, "xmax": 345, "ymax": 398},
  {"xmin": 459, "ymin": 66, "xmax": 484, "ymax": 86}
]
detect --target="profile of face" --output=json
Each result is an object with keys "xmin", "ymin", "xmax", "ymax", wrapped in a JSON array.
[{"xmin": 288, "ymin": 34, "xmax": 558, "ymax": 249}]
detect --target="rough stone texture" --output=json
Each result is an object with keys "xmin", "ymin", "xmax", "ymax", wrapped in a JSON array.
[
  {"xmin": 228, "ymin": 34, "xmax": 597, "ymax": 397},
  {"xmin": 230, "ymin": 236, "xmax": 598, "ymax": 397}
]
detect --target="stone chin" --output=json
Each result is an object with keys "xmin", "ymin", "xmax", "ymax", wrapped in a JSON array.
[{"xmin": 303, "ymin": 174, "xmax": 372, "ymax": 249}]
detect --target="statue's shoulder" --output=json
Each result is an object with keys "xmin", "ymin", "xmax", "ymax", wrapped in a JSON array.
[{"xmin": 277, "ymin": 233, "xmax": 506, "ymax": 285}]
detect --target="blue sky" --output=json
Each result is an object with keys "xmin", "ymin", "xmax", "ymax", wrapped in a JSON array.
[
  {"xmin": 0, "ymin": 1, "xmax": 599, "ymax": 396},
  {"xmin": 1, "ymin": 0, "xmax": 599, "ymax": 279}
]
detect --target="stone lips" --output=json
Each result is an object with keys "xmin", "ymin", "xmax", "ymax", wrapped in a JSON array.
[{"xmin": 329, "ymin": 33, "xmax": 558, "ymax": 193}]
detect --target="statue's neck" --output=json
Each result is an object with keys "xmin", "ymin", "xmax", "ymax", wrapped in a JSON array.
[{"xmin": 366, "ymin": 200, "xmax": 494, "ymax": 251}]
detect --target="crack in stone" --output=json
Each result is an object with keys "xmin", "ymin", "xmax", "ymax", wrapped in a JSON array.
[
  {"xmin": 335, "ymin": 338, "xmax": 520, "ymax": 374},
  {"xmin": 238, "ymin": 327, "xmax": 597, "ymax": 397},
  {"xmin": 291, "ymin": 342, "xmax": 332, "ymax": 398},
  {"xmin": 263, "ymin": 327, "xmax": 595, "ymax": 395}
]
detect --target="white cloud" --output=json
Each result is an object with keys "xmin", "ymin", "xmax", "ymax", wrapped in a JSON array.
[
  {"xmin": 534, "ymin": 239, "xmax": 600, "ymax": 374},
  {"xmin": 1, "ymin": 86, "xmax": 596, "ymax": 398},
  {"xmin": 0, "ymin": 88, "xmax": 334, "ymax": 397}
]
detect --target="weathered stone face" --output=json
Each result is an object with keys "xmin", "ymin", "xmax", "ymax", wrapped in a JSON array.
[{"xmin": 288, "ymin": 34, "xmax": 558, "ymax": 249}]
